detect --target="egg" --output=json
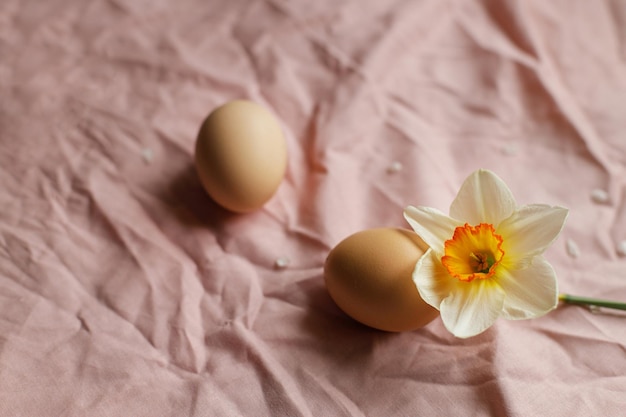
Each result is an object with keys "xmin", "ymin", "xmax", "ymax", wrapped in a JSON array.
[
  {"xmin": 195, "ymin": 100, "xmax": 287, "ymax": 213},
  {"xmin": 324, "ymin": 228, "xmax": 439, "ymax": 332}
]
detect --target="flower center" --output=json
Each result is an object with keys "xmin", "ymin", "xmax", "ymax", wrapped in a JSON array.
[{"xmin": 441, "ymin": 223, "xmax": 505, "ymax": 282}]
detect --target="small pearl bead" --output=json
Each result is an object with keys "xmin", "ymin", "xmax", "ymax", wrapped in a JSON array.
[
  {"xmin": 590, "ymin": 189, "xmax": 609, "ymax": 204},
  {"xmin": 386, "ymin": 161, "xmax": 403, "ymax": 174},
  {"xmin": 566, "ymin": 239, "xmax": 580, "ymax": 259},
  {"xmin": 274, "ymin": 257, "xmax": 290, "ymax": 269}
]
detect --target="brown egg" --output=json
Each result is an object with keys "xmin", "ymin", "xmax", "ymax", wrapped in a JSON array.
[
  {"xmin": 195, "ymin": 100, "xmax": 287, "ymax": 213},
  {"xmin": 324, "ymin": 228, "xmax": 439, "ymax": 332}
]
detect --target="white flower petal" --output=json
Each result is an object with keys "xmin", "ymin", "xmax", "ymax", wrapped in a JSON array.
[
  {"xmin": 449, "ymin": 169, "xmax": 516, "ymax": 226},
  {"xmin": 404, "ymin": 206, "xmax": 460, "ymax": 256},
  {"xmin": 498, "ymin": 204, "xmax": 568, "ymax": 268},
  {"xmin": 440, "ymin": 279, "xmax": 505, "ymax": 338},
  {"xmin": 498, "ymin": 257, "xmax": 559, "ymax": 320},
  {"xmin": 412, "ymin": 249, "xmax": 456, "ymax": 309}
]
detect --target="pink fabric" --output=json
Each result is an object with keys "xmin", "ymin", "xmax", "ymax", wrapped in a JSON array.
[{"xmin": 1, "ymin": 0, "xmax": 626, "ymax": 415}]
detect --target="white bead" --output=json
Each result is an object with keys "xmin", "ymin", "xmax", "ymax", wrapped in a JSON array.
[
  {"xmin": 590, "ymin": 188, "xmax": 609, "ymax": 204},
  {"xmin": 387, "ymin": 161, "xmax": 403, "ymax": 174},
  {"xmin": 274, "ymin": 257, "xmax": 290, "ymax": 269},
  {"xmin": 501, "ymin": 143, "xmax": 518, "ymax": 156},
  {"xmin": 141, "ymin": 147, "xmax": 154, "ymax": 163},
  {"xmin": 566, "ymin": 239, "xmax": 580, "ymax": 259},
  {"xmin": 617, "ymin": 240, "xmax": 626, "ymax": 257}
]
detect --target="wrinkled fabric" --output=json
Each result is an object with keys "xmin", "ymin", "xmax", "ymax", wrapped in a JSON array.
[{"xmin": 1, "ymin": 0, "xmax": 626, "ymax": 415}]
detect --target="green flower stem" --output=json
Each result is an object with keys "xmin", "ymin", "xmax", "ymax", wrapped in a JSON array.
[{"xmin": 559, "ymin": 294, "xmax": 626, "ymax": 311}]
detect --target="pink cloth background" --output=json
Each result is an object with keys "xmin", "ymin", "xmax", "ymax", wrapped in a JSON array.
[{"xmin": 1, "ymin": 0, "xmax": 626, "ymax": 415}]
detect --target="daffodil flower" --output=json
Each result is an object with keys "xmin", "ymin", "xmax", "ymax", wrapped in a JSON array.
[{"xmin": 404, "ymin": 169, "xmax": 568, "ymax": 338}]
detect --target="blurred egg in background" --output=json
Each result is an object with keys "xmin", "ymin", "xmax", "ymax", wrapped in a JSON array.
[{"xmin": 195, "ymin": 100, "xmax": 287, "ymax": 213}]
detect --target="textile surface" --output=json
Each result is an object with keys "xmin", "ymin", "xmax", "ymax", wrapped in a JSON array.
[{"xmin": 1, "ymin": 0, "xmax": 626, "ymax": 415}]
